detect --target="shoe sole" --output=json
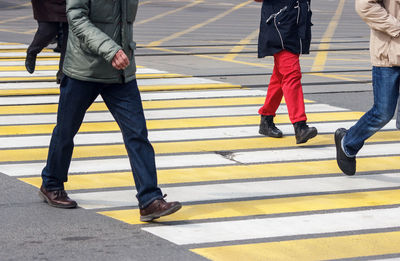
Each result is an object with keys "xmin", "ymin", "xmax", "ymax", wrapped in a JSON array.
[
  {"xmin": 140, "ymin": 204, "xmax": 182, "ymax": 222},
  {"xmin": 259, "ymin": 130, "xmax": 283, "ymax": 138},
  {"xmin": 296, "ymin": 129, "xmax": 318, "ymax": 144},
  {"xmin": 38, "ymin": 190, "xmax": 78, "ymax": 209}
]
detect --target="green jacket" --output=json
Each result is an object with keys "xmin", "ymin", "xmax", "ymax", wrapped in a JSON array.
[{"xmin": 63, "ymin": 0, "xmax": 138, "ymax": 83}]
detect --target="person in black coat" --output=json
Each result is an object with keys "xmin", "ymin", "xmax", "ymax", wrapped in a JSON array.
[
  {"xmin": 26, "ymin": 0, "xmax": 68, "ymax": 84},
  {"xmin": 256, "ymin": 0, "xmax": 318, "ymax": 144}
]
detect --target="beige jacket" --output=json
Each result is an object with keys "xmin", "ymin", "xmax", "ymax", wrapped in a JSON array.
[{"xmin": 356, "ymin": 0, "xmax": 400, "ymax": 66}]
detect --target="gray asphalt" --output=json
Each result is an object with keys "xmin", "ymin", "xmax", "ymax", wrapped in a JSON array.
[{"xmin": 0, "ymin": 0, "xmax": 380, "ymax": 260}]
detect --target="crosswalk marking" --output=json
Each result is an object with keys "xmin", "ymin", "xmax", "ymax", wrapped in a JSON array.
[
  {"xmin": 1, "ymin": 42, "xmax": 400, "ymax": 260},
  {"xmin": 0, "ymin": 131, "xmax": 399, "ymax": 162},
  {"xmin": 2, "ymin": 121, "xmax": 396, "ymax": 149},
  {"xmin": 0, "ymin": 104, "xmax": 345, "ymax": 125},
  {"xmin": 0, "ymin": 97, "xmax": 272, "ymax": 114},
  {"xmin": 51, "ymin": 172, "xmax": 400, "ymax": 210},
  {"xmin": 0, "ymin": 83, "xmax": 242, "ymax": 94},
  {"xmin": 0, "ymin": 111, "xmax": 366, "ymax": 136},
  {"xmin": 191, "ymin": 231, "xmax": 400, "ymax": 261},
  {"xmin": 142, "ymin": 207, "xmax": 400, "ymax": 245},
  {"xmin": 19, "ymin": 155, "xmax": 400, "ymax": 190},
  {"xmin": 99, "ymin": 188, "xmax": 400, "ymax": 225}
]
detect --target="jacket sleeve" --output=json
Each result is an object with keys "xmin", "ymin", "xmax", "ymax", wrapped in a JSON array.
[
  {"xmin": 66, "ymin": 0, "xmax": 121, "ymax": 63},
  {"xmin": 355, "ymin": 0, "xmax": 400, "ymax": 38}
]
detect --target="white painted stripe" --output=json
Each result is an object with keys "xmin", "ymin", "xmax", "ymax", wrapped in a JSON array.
[
  {"xmin": 0, "ymin": 70, "xmax": 57, "ymax": 77},
  {"xmin": 0, "ymin": 68, "xmax": 167, "ymax": 77},
  {"xmin": 0, "ymin": 121, "xmax": 397, "ymax": 149},
  {"xmin": 0, "ymin": 153, "xmax": 235, "ymax": 176},
  {"xmin": 143, "ymin": 207, "xmax": 400, "ymax": 245},
  {"xmin": 0, "ymin": 44, "xmax": 29, "ymax": 49},
  {"xmin": 232, "ymin": 142, "xmax": 400, "ymax": 165},
  {"xmin": 0, "ymin": 95, "xmax": 97, "ymax": 105},
  {"xmin": 0, "ymin": 52, "xmax": 59, "ymax": 58},
  {"xmin": 69, "ymin": 172, "xmax": 400, "ymax": 209},
  {"xmin": 137, "ymin": 77, "xmax": 222, "ymax": 85},
  {"xmin": 0, "ymin": 89, "xmax": 266, "ymax": 105},
  {"xmin": 0, "ymin": 82, "xmax": 58, "ymax": 90},
  {"xmin": 0, "ymin": 103, "xmax": 346, "ymax": 125},
  {"xmin": 1, "ymin": 142, "xmax": 399, "ymax": 177},
  {"xmin": 0, "ymin": 78, "xmax": 230, "ymax": 91}
]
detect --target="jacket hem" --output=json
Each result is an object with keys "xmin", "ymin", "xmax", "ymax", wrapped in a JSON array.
[{"xmin": 63, "ymin": 69, "xmax": 136, "ymax": 84}]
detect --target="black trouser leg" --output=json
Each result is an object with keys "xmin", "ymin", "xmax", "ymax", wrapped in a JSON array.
[{"xmin": 27, "ymin": 22, "xmax": 59, "ymax": 56}]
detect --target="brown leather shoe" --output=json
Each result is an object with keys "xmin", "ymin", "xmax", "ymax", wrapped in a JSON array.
[
  {"xmin": 39, "ymin": 186, "xmax": 77, "ymax": 209},
  {"xmin": 140, "ymin": 196, "xmax": 181, "ymax": 222}
]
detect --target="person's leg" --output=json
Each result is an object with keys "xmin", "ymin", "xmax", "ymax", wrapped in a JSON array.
[
  {"xmin": 26, "ymin": 22, "xmax": 59, "ymax": 73},
  {"xmin": 101, "ymin": 80, "xmax": 181, "ymax": 221},
  {"xmin": 258, "ymin": 62, "xmax": 284, "ymax": 117},
  {"xmin": 100, "ymin": 80, "xmax": 162, "ymax": 207},
  {"xmin": 41, "ymin": 76, "xmax": 100, "ymax": 191},
  {"xmin": 275, "ymin": 50, "xmax": 307, "ymax": 123},
  {"xmin": 343, "ymin": 67, "xmax": 400, "ymax": 156},
  {"xmin": 275, "ymin": 50, "xmax": 317, "ymax": 144},
  {"xmin": 258, "ymin": 61, "xmax": 284, "ymax": 137}
]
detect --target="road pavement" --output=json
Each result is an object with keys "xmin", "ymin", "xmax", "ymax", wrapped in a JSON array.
[{"xmin": 1, "ymin": 0, "xmax": 400, "ymax": 260}]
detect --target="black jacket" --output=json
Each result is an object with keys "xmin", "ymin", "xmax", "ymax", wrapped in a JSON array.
[
  {"xmin": 31, "ymin": 0, "xmax": 67, "ymax": 22},
  {"xmin": 258, "ymin": 0, "xmax": 312, "ymax": 58}
]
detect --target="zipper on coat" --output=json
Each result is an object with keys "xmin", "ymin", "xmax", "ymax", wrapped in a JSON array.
[
  {"xmin": 267, "ymin": 6, "xmax": 288, "ymax": 51},
  {"xmin": 295, "ymin": 1, "xmax": 300, "ymax": 24},
  {"xmin": 274, "ymin": 17, "xmax": 285, "ymax": 50},
  {"xmin": 295, "ymin": 1, "xmax": 302, "ymax": 55},
  {"xmin": 266, "ymin": 6, "xmax": 287, "ymax": 24}
]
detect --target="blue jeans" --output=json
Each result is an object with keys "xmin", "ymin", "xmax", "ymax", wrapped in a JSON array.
[
  {"xmin": 41, "ymin": 76, "xmax": 163, "ymax": 209},
  {"xmin": 343, "ymin": 66, "xmax": 400, "ymax": 156}
]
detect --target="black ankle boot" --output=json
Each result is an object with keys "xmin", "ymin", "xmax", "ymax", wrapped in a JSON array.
[
  {"xmin": 259, "ymin": 115, "xmax": 283, "ymax": 138},
  {"xmin": 293, "ymin": 121, "xmax": 317, "ymax": 144},
  {"xmin": 25, "ymin": 53, "xmax": 37, "ymax": 74}
]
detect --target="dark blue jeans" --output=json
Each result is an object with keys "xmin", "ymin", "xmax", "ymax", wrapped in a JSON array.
[
  {"xmin": 41, "ymin": 76, "xmax": 163, "ymax": 209},
  {"xmin": 343, "ymin": 66, "xmax": 400, "ymax": 156}
]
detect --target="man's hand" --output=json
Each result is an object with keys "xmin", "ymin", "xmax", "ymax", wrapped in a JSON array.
[{"xmin": 112, "ymin": 50, "xmax": 130, "ymax": 70}]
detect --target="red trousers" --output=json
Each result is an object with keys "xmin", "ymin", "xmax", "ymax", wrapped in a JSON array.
[{"xmin": 258, "ymin": 50, "xmax": 307, "ymax": 124}]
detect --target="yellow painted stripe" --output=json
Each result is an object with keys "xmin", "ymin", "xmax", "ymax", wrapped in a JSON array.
[
  {"xmin": 148, "ymin": 0, "xmax": 254, "ymax": 47},
  {"xmin": 0, "ymin": 97, "xmax": 264, "ymax": 114},
  {"xmin": 0, "ymin": 57, "xmax": 60, "ymax": 62},
  {"xmin": 99, "ymin": 189, "xmax": 400, "ymax": 225},
  {"xmin": 0, "ymin": 65, "xmax": 59, "ymax": 71},
  {"xmin": 0, "ymin": 49, "xmax": 54, "ymax": 53},
  {"xmin": 0, "ymin": 74, "xmax": 184, "ymax": 83},
  {"xmin": 191, "ymin": 231, "xmax": 400, "ymax": 261},
  {"xmin": 0, "ymin": 97, "xmax": 312, "ymax": 115},
  {"xmin": 311, "ymin": 0, "xmax": 346, "ymax": 72},
  {"xmin": 0, "ymin": 111, "xmax": 365, "ymax": 136},
  {"xmin": 0, "ymin": 55, "xmax": 60, "ymax": 60},
  {"xmin": 223, "ymin": 29, "xmax": 259, "ymax": 61},
  {"xmin": 136, "ymin": 83, "xmax": 242, "ymax": 91},
  {"xmin": 0, "ymin": 83, "xmax": 242, "ymax": 96},
  {"xmin": 0, "ymin": 76, "xmax": 56, "ymax": 82},
  {"xmin": 0, "ymin": 43, "xmax": 23, "ymax": 45},
  {"xmin": 1, "ymin": 130, "xmax": 398, "ymax": 162},
  {"xmin": 19, "ymin": 156, "xmax": 400, "ymax": 190}
]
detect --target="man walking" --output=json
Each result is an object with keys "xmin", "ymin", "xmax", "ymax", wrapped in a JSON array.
[
  {"xmin": 38, "ymin": 0, "xmax": 182, "ymax": 222},
  {"xmin": 335, "ymin": 0, "xmax": 400, "ymax": 175}
]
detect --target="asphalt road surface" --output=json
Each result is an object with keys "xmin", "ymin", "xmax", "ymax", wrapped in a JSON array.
[{"xmin": 1, "ymin": 0, "xmax": 400, "ymax": 260}]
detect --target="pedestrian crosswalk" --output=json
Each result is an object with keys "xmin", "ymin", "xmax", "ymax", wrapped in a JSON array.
[{"xmin": 1, "ymin": 42, "xmax": 400, "ymax": 260}]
